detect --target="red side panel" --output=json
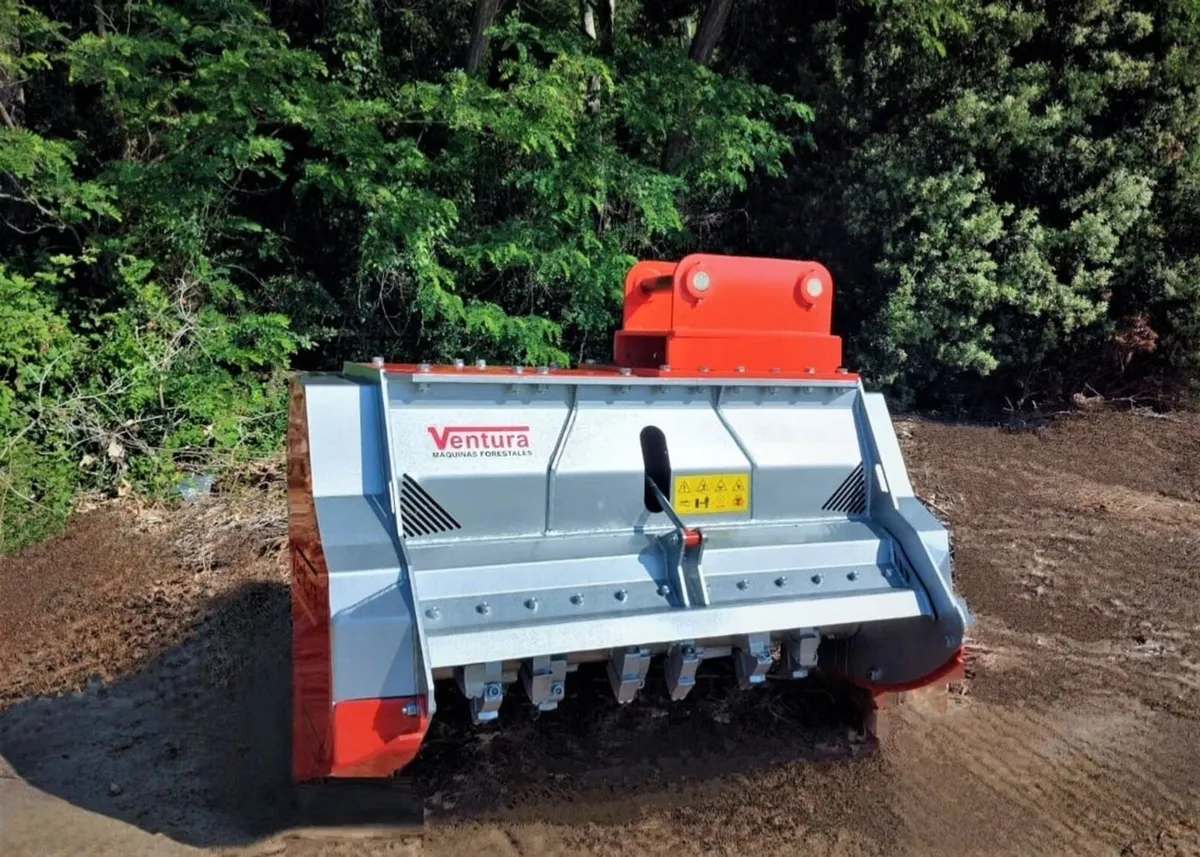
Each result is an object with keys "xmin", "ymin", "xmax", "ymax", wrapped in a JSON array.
[
  {"xmin": 330, "ymin": 698, "xmax": 430, "ymax": 778},
  {"xmin": 288, "ymin": 380, "xmax": 431, "ymax": 782},
  {"xmin": 288, "ymin": 381, "xmax": 335, "ymax": 782}
]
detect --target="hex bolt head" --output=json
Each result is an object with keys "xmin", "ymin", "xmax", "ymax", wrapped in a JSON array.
[
  {"xmin": 483, "ymin": 682, "xmax": 502, "ymax": 700},
  {"xmin": 736, "ymin": 579, "xmax": 749, "ymax": 591},
  {"xmin": 847, "ymin": 570, "xmax": 860, "ymax": 582},
  {"xmin": 656, "ymin": 584, "xmax": 671, "ymax": 597},
  {"xmin": 425, "ymin": 607, "xmax": 441, "ymax": 620},
  {"xmin": 615, "ymin": 589, "xmax": 628, "ymax": 602},
  {"xmin": 699, "ymin": 365, "xmax": 710, "ymax": 373},
  {"xmin": 403, "ymin": 702, "xmax": 420, "ymax": 717},
  {"xmin": 524, "ymin": 598, "xmax": 539, "ymax": 612},
  {"xmin": 476, "ymin": 602, "xmax": 491, "ymax": 615},
  {"xmin": 775, "ymin": 576, "xmax": 788, "ymax": 587},
  {"xmin": 735, "ymin": 365, "xmax": 746, "ymax": 373},
  {"xmin": 551, "ymin": 682, "xmax": 565, "ymax": 697},
  {"xmin": 806, "ymin": 367, "xmax": 816, "ymax": 374},
  {"xmin": 570, "ymin": 593, "xmax": 584, "ymax": 606},
  {"xmin": 811, "ymin": 573, "xmax": 823, "ymax": 585}
]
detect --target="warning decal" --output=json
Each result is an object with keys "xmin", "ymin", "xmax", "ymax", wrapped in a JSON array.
[{"xmin": 672, "ymin": 472, "xmax": 751, "ymax": 516}]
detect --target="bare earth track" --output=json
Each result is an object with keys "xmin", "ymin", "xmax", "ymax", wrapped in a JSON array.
[{"xmin": 1, "ymin": 409, "xmax": 1198, "ymax": 856}]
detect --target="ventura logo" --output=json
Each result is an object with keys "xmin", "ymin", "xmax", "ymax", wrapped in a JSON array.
[{"xmin": 427, "ymin": 425, "xmax": 533, "ymax": 459}]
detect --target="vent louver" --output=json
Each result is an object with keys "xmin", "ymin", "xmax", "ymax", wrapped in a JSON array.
[
  {"xmin": 400, "ymin": 474, "xmax": 462, "ymax": 537},
  {"xmin": 822, "ymin": 464, "xmax": 867, "ymax": 515}
]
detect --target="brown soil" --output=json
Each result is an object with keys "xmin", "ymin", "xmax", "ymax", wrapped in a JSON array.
[{"xmin": 1, "ymin": 408, "xmax": 1199, "ymax": 857}]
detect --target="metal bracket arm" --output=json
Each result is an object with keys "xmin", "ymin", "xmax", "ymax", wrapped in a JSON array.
[{"xmin": 646, "ymin": 477, "xmax": 711, "ymax": 607}]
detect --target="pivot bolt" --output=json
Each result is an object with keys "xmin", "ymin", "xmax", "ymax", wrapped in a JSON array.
[
  {"xmin": 551, "ymin": 682, "xmax": 565, "ymax": 698},
  {"xmin": 524, "ymin": 598, "xmax": 539, "ymax": 611},
  {"xmin": 775, "ymin": 576, "xmax": 788, "ymax": 588},
  {"xmin": 483, "ymin": 682, "xmax": 502, "ymax": 700},
  {"xmin": 656, "ymin": 584, "xmax": 671, "ymax": 597},
  {"xmin": 425, "ymin": 607, "xmax": 441, "ymax": 620},
  {"xmin": 811, "ymin": 573, "xmax": 823, "ymax": 585},
  {"xmin": 847, "ymin": 570, "xmax": 859, "ymax": 582},
  {"xmin": 615, "ymin": 589, "xmax": 628, "ymax": 602},
  {"xmin": 570, "ymin": 593, "xmax": 584, "ymax": 606},
  {"xmin": 736, "ymin": 579, "xmax": 749, "ymax": 591},
  {"xmin": 476, "ymin": 602, "xmax": 491, "ymax": 615}
]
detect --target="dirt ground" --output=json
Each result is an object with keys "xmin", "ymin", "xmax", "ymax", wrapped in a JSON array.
[{"xmin": 1, "ymin": 408, "xmax": 1199, "ymax": 857}]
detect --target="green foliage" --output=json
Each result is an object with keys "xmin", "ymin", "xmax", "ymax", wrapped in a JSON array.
[
  {"xmin": 0, "ymin": 0, "xmax": 801, "ymax": 550},
  {"xmin": 5, "ymin": 0, "xmax": 1200, "ymax": 550}
]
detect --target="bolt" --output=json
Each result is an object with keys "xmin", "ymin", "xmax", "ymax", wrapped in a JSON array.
[
  {"xmin": 484, "ymin": 682, "xmax": 502, "ymax": 700},
  {"xmin": 838, "ymin": 367, "xmax": 849, "ymax": 374},
  {"xmin": 656, "ymin": 584, "xmax": 671, "ymax": 597},
  {"xmin": 660, "ymin": 364, "xmax": 671, "ymax": 372},
  {"xmin": 402, "ymin": 702, "xmax": 420, "ymax": 717},
  {"xmin": 570, "ymin": 593, "xmax": 584, "ymax": 606},
  {"xmin": 847, "ymin": 570, "xmax": 859, "ymax": 582},
  {"xmin": 425, "ymin": 607, "xmax": 441, "ymax": 620},
  {"xmin": 699, "ymin": 365, "xmax": 710, "ymax": 373},
  {"xmin": 476, "ymin": 602, "xmax": 491, "ymax": 615},
  {"xmin": 806, "ymin": 367, "xmax": 816, "ymax": 375},
  {"xmin": 418, "ymin": 361, "xmax": 431, "ymax": 372},
  {"xmin": 371, "ymin": 356, "xmax": 385, "ymax": 366},
  {"xmin": 868, "ymin": 667, "xmax": 883, "ymax": 682},
  {"xmin": 453, "ymin": 358, "xmax": 465, "ymax": 370},
  {"xmin": 811, "ymin": 573, "xmax": 823, "ymax": 585},
  {"xmin": 692, "ymin": 271, "xmax": 712, "ymax": 291},
  {"xmin": 551, "ymin": 682, "xmax": 565, "ymax": 697},
  {"xmin": 618, "ymin": 367, "xmax": 632, "ymax": 376},
  {"xmin": 513, "ymin": 365, "xmax": 525, "ymax": 375},
  {"xmin": 736, "ymin": 579, "xmax": 749, "ymax": 591},
  {"xmin": 475, "ymin": 358, "xmax": 487, "ymax": 370},
  {"xmin": 524, "ymin": 597, "xmax": 539, "ymax": 612},
  {"xmin": 537, "ymin": 366, "xmax": 550, "ymax": 375},
  {"xmin": 775, "ymin": 576, "xmax": 788, "ymax": 587},
  {"xmin": 615, "ymin": 589, "xmax": 628, "ymax": 602},
  {"xmin": 735, "ymin": 365, "xmax": 746, "ymax": 373}
]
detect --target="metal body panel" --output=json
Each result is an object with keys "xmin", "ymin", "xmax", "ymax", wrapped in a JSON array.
[{"xmin": 298, "ymin": 366, "xmax": 972, "ymax": 713}]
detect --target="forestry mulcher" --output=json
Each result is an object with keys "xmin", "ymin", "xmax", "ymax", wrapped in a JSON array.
[{"xmin": 287, "ymin": 254, "xmax": 972, "ymax": 782}]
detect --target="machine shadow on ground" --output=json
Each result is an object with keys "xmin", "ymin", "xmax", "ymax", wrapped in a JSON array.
[{"xmin": 0, "ymin": 579, "xmax": 876, "ymax": 848}]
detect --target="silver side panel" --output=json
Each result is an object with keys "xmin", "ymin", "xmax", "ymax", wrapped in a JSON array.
[{"xmin": 299, "ymin": 368, "xmax": 973, "ymax": 713}]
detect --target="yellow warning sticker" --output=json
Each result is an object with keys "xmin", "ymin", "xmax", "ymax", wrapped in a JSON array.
[{"xmin": 673, "ymin": 472, "xmax": 751, "ymax": 515}]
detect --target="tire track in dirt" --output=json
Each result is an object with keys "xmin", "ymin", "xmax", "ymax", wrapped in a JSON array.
[{"xmin": 882, "ymin": 695, "xmax": 1200, "ymax": 857}]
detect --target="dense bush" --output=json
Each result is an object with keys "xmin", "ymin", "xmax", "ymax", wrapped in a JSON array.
[{"xmin": 2, "ymin": 0, "xmax": 1199, "ymax": 550}]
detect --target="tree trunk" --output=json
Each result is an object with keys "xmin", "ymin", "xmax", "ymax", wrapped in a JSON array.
[
  {"xmin": 580, "ymin": 0, "xmax": 615, "ymax": 112},
  {"xmin": 687, "ymin": 0, "xmax": 732, "ymax": 65},
  {"xmin": 466, "ymin": 0, "xmax": 502, "ymax": 74},
  {"xmin": 662, "ymin": 0, "xmax": 734, "ymax": 171}
]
